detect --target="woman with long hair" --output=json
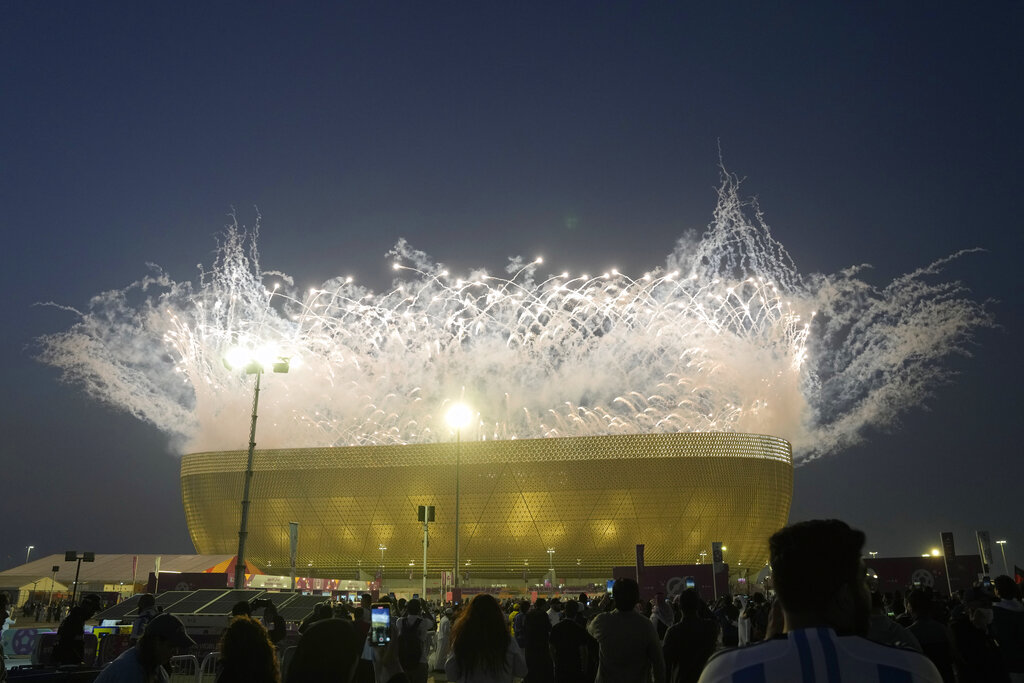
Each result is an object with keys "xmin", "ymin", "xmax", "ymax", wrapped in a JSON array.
[
  {"xmin": 445, "ymin": 594, "xmax": 527, "ymax": 683},
  {"xmin": 217, "ymin": 615, "xmax": 280, "ymax": 683}
]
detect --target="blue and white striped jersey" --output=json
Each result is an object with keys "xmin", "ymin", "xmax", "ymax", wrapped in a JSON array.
[{"xmin": 697, "ymin": 627, "xmax": 942, "ymax": 683}]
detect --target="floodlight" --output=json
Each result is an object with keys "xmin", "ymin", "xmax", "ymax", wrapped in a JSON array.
[{"xmin": 446, "ymin": 403, "xmax": 473, "ymax": 430}]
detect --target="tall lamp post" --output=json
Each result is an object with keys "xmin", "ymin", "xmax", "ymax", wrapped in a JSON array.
[
  {"xmin": 25, "ymin": 545, "xmax": 34, "ymax": 564},
  {"xmin": 996, "ymin": 540, "xmax": 1009, "ymax": 575},
  {"xmin": 47, "ymin": 565, "xmax": 59, "ymax": 606},
  {"xmin": 445, "ymin": 403, "xmax": 473, "ymax": 590},
  {"xmin": 224, "ymin": 347, "xmax": 290, "ymax": 591},
  {"xmin": 64, "ymin": 551, "xmax": 94, "ymax": 605},
  {"xmin": 379, "ymin": 545, "xmax": 387, "ymax": 591}
]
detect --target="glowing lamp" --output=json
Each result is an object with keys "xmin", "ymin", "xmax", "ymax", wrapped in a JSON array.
[{"xmin": 446, "ymin": 403, "xmax": 474, "ymax": 430}]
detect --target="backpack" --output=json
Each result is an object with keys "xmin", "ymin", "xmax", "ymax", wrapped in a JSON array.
[{"xmin": 398, "ymin": 616, "xmax": 423, "ymax": 670}]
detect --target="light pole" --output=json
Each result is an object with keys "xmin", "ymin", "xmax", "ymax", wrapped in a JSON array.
[
  {"xmin": 48, "ymin": 565, "xmax": 59, "ymax": 606},
  {"xmin": 64, "ymin": 551, "xmax": 95, "ymax": 605},
  {"xmin": 997, "ymin": 540, "xmax": 1009, "ymax": 575},
  {"xmin": 445, "ymin": 403, "xmax": 473, "ymax": 590},
  {"xmin": 25, "ymin": 545, "xmax": 34, "ymax": 564},
  {"xmin": 224, "ymin": 347, "xmax": 290, "ymax": 591},
  {"xmin": 379, "ymin": 545, "xmax": 387, "ymax": 591},
  {"xmin": 869, "ymin": 551, "xmax": 878, "ymax": 559},
  {"xmin": 418, "ymin": 506, "xmax": 435, "ymax": 599}
]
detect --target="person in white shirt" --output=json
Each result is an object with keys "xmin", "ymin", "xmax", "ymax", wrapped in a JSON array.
[{"xmin": 698, "ymin": 520, "xmax": 943, "ymax": 683}]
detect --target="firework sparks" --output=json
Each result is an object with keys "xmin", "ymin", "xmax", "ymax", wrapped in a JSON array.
[{"xmin": 36, "ymin": 172, "xmax": 993, "ymax": 461}]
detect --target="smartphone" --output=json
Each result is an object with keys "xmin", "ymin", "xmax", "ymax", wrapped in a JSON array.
[
  {"xmin": 685, "ymin": 578, "xmax": 696, "ymax": 589},
  {"xmin": 370, "ymin": 603, "xmax": 391, "ymax": 646}
]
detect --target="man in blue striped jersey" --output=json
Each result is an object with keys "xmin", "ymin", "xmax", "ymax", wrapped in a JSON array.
[{"xmin": 698, "ymin": 520, "xmax": 942, "ymax": 683}]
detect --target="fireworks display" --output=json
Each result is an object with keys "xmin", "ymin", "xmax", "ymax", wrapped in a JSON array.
[{"xmin": 36, "ymin": 172, "xmax": 992, "ymax": 461}]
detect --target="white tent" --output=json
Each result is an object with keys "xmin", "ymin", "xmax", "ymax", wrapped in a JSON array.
[{"xmin": 0, "ymin": 575, "xmax": 69, "ymax": 608}]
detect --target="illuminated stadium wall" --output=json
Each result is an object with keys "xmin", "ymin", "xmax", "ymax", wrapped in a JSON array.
[{"xmin": 180, "ymin": 433, "xmax": 792, "ymax": 578}]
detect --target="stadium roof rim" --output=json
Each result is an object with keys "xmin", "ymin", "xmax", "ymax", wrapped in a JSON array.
[{"xmin": 183, "ymin": 432, "xmax": 793, "ymax": 470}]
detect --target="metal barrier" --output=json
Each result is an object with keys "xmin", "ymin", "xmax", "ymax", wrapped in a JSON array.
[
  {"xmin": 199, "ymin": 651, "xmax": 221, "ymax": 682},
  {"xmin": 168, "ymin": 654, "xmax": 200, "ymax": 683}
]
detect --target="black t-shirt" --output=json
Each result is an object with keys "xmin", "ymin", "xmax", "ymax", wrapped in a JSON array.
[{"xmin": 549, "ymin": 620, "xmax": 595, "ymax": 681}]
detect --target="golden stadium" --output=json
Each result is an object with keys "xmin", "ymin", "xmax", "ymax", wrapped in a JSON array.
[{"xmin": 180, "ymin": 432, "xmax": 792, "ymax": 579}]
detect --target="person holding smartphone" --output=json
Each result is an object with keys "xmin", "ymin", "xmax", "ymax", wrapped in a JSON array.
[{"xmin": 286, "ymin": 616, "xmax": 408, "ymax": 683}]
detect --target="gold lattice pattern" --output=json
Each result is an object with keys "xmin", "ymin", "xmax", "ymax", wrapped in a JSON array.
[{"xmin": 180, "ymin": 433, "xmax": 792, "ymax": 578}]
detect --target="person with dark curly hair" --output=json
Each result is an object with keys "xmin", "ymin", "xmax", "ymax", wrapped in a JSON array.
[
  {"xmin": 445, "ymin": 593, "xmax": 527, "ymax": 683},
  {"xmin": 216, "ymin": 615, "xmax": 280, "ymax": 683}
]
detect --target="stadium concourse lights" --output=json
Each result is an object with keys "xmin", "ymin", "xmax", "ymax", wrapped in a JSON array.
[
  {"xmin": 223, "ymin": 346, "xmax": 291, "ymax": 592},
  {"xmin": 446, "ymin": 402, "xmax": 474, "ymax": 590}
]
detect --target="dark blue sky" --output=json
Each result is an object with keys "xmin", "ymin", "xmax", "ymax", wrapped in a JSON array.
[{"xmin": 2, "ymin": 3, "xmax": 1021, "ymax": 572}]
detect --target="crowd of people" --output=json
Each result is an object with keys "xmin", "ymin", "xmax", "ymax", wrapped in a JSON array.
[{"xmin": 23, "ymin": 519, "xmax": 1024, "ymax": 682}]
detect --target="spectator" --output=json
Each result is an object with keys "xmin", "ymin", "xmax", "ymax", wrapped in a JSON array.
[
  {"xmin": 587, "ymin": 578, "xmax": 665, "ymax": 683},
  {"xmin": 991, "ymin": 575, "xmax": 1024, "ymax": 682},
  {"xmin": 260, "ymin": 601, "xmax": 288, "ymax": 647},
  {"xmin": 0, "ymin": 592, "xmax": 11, "ymax": 683},
  {"xmin": 397, "ymin": 598, "xmax": 432, "ymax": 683},
  {"xmin": 866, "ymin": 590, "xmax": 920, "ymax": 652},
  {"xmin": 286, "ymin": 618, "xmax": 405, "ymax": 683},
  {"xmin": 53, "ymin": 593, "xmax": 102, "ymax": 665},
  {"xmin": 549, "ymin": 600, "xmax": 597, "ymax": 683},
  {"xmin": 433, "ymin": 607, "xmax": 454, "ymax": 672},
  {"xmin": 713, "ymin": 598, "xmax": 738, "ymax": 647},
  {"xmin": 949, "ymin": 587, "xmax": 1007, "ymax": 683},
  {"xmin": 548, "ymin": 598, "xmax": 563, "ymax": 627},
  {"xmin": 577, "ymin": 594, "xmax": 591, "ymax": 623},
  {"xmin": 698, "ymin": 519, "xmax": 942, "ymax": 682},
  {"xmin": 230, "ymin": 601, "xmax": 252, "ymax": 618},
  {"xmin": 651, "ymin": 592, "xmax": 674, "ymax": 640},
  {"xmin": 662, "ymin": 589, "xmax": 717, "ymax": 683},
  {"xmin": 95, "ymin": 613, "xmax": 196, "ymax": 683},
  {"xmin": 444, "ymin": 593, "xmax": 527, "ymax": 683},
  {"xmin": 216, "ymin": 615, "xmax": 279, "ymax": 683},
  {"xmin": 129, "ymin": 594, "xmax": 158, "ymax": 644},
  {"xmin": 906, "ymin": 590, "xmax": 958, "ymax": 682},
  {"xmin": 524, "ymin": 598, "xmax": 554, "ymax": 683},
  {"xmin": 512, "ymin": 600, "xmax": 530, "ymax": 649},
  {"xmin": 300, "ymin": 603, "xmax": 332, "ymax": 634}
]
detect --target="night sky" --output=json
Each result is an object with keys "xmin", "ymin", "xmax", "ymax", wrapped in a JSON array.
[{"xmin": 2, "ymin": 3, "xmax": 1021, "ymax": 573}]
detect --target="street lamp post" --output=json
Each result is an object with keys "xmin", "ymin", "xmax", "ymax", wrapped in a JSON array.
[
  {"xmin": 48, "ymin": 565, "xmax": 59, "ymax": 606},
  {"xmin": 224, "ymin": 347, "xmax": 290, "ymax": 591},
  {"xmin": 64, "ymin": 551, "xmax": 94, "ymax": 605},
  {"xmin": 418, "ymin": 505, "xmax": 435, "ymax": 599},
  {"xmin": 445, "ymin": 403, "xmax": 473, "ymax": 591},
  {"xmin": 997, "ymin": 540, "xmax": 1009, "ymax": 575},
  {"xmin": 25, "ymin": 545, "xmax": 34, "ymax": 564}
]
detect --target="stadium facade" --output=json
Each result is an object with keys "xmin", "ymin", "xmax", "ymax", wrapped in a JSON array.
[{"xmin": 180, "ymin": 432, "xmax": 792, "ymax": 579}]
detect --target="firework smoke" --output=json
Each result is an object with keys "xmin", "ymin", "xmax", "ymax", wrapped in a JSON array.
[{"xmin": 36, "ymin": 172, "xmax": 993, "ymax": 461}]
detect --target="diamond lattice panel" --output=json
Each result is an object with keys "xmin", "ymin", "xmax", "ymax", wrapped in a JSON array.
[{"xmin": 181, "ymin": 432, "xmax": 792, "ymax": 577}]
